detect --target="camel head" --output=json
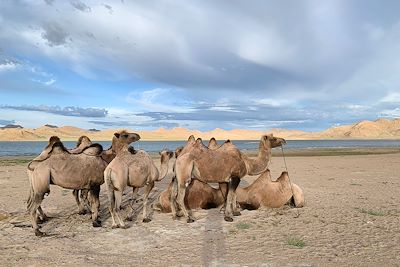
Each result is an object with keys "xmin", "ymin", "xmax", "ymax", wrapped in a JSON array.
[
  {"xmin": 159, "ymin": 149, "xmax": 174, "ymax": 163},
  {"xmin": 261, "ymin": 134, "xmax": 286, "ymax": 149},
  {"xmin": 175, "ymin": 146, "xmax": 184, "ymax": 158},
  {"xmin": 76, "ymin": 136, "xmax": 92, "ymax": 148},
  {"xmin": 113, "ymin": 130, "xmax": 141, "ymax": 145}
]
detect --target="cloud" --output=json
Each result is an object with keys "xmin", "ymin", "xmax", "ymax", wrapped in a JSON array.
[
  {"xmin": 1, "ymin": 105, "xmax": 107, "ymax": 117},
  {"xmin": 70, "ymin": 1, "xmax": 91, "ymax": 12},
  {"xmin": 41, "ymin": 23, "xmax": 69, "ymax": 46},
  {"xmin": 0, "ymin": 1, "xmax": 400, "ymax": 131},
  {"xmin": 0, "ymin": 119, "xmax": 15, "ymax": 126},
  {"xmin": 0, "ymin": 59, "xmax": 19, "ymax": 72}
]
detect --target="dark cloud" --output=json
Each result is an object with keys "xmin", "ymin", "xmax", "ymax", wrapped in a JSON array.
[
  {"xmin": 70, "ymin": 1, "xmax": 91, "ymax": 12},
  {"xmin": 1, "ymin": 105, "xmax": 107, "ymax": 118},
  {"xmin": 43, "ymin": 0, "xmax": 54, "ymax": 5},
  {"xmin": 41, "ymin": 23, "xmax": 68, "ymax": 46},
  {"xmin": 89, "ymin": 120, "xmax": 179, "ymax": 128},
  {"xmin": 0, "ymin": 119, "xmax": 15, "ymax": 126}
]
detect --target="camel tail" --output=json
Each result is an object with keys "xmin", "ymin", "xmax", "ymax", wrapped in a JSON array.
[
  {"xmin": 104, "ymin": 168, "xmax": 116, "ymax": 209},
  {"xmin": 26, "ymin": 170, "xmax": 35, "ymax": 212}
]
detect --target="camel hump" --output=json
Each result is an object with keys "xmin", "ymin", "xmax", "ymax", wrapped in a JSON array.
[
  {"xmin": 82, "ymin": 143, "xmax": 103, "ymax": 156},
  {"xmin": 225, "ymin": 139, "xmax": 231, "ymax": 143},
  {"xmin": 28, "ymin": 140, "xmax": 67, "ymax": 170},
  {"xmin": 188, "ymin": 135, "xmax": 195, "ymax": 142}
]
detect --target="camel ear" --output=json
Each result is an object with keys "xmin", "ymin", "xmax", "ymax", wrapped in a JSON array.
[
  {"xmin": 263, "ymin": 135, "xmax": 268, "ymax": 140},
  {"xmin": 114, "ymin": 133, "xmax": 120, "ymax": 138}
]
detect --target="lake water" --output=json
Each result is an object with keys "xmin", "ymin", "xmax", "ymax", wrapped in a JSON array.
[{"xmin": 0, "ymin": 139, "xmax": 399, "ymax": 157}]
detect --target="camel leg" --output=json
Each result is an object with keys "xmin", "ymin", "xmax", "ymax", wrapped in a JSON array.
[
  {"xmin": 28, "ymin": 193, "xmax": 45, "ymax": 236},
  {"xmin": 170, "ymin": 177, "xmax": 179, "ymax": 219},
  {"xmin": 232, "ymin": 191, "xmax": 241, "ymax": 216},
  {"xmin": 132, "ymin": 187, "xmax": 139, "ymax": 203},
  {"xmin": 176, "ymin": 183, "xmax": 194, "ymax": 223},
  {"xmin": 224, "ymin": 177, "xmax": 240, "ymax": 222},
  {"xmin": 37, "ymin": 206, "xmax": 49, "ymax": 222},
  {"xmin": 126, "ymin": 187, "xmax": 139, "ymax": 221},
  {"xmin": 73, "ymin": 189, "xmax": 86, "ymax": 215},
  {"xmin": 113, "ymin": 190, "xmax": 126, "ymax": 228},
  {"xmin": 142, "ymin": 182, "xmax": 154, "ymax": 223},
  {"xmin": 89, "ymin": 186, "xmax": 101, "ymax": 227},
  {"xmin": 81, "ymin": 189, "xmax": 91, "ymax": 212},
  {"xmin": 107, "ymin": 188, "xmax": 119, "ymax": 229},
  {"xmin": 219, "ymin": 183, "xmax": 228, "ymax": 212}
]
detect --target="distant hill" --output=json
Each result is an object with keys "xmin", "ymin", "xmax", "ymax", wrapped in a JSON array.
[{"xmin": 0, "ymin": 119, "xmax": 399, "ymax": 141}]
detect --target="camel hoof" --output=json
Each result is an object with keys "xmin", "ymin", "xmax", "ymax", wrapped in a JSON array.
[
  {"xmin": 126, "ymin": 216, "xmax": 133, "ymax": 221},
  {"xmin": 120, "ymin": 224, "xmax": 128, "ymax": 229},
  {"xmin": 143, "ymin": 218, "xmax": 151, "ymax": 223},
  {"xmin": 233, "ymin": 211, "xmax": 241, "ymax": 216},
  {"xmin": 224, "ymin": 216, "xmax": 233, "ymax": 222},
  {"xmin": 111, "ymin": 224, "xmax": 119, "ymax": 229},
  {"xmin": 187, "ymin": 217, "xmax": 195, "ymax": 223},
  {"xmin": 34, "ymin": 229, "xmax": 45, "ymax": 237},
  {"xmin": 78, "ymin": 209, "xmax": 87, "ymax": 215},
  {"xmin": 92, "ymin": 220, "xmax": 102, "ymax": 227}
]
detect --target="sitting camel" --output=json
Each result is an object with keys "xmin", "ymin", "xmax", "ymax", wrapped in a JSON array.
[
  {"xmin": 104, "ymin": 133, "xmax": 173, "ymax": 228},
  {"xmin": 236, "ymin": 169, "xmax": 304, "ymax": 209},
  {"xmin": 27, "ymin": 130, "xmax": 139, "ymax": 236},
  {"xmin": 173, "ymin": 134, "xmax": 286, "ymax": 222}
]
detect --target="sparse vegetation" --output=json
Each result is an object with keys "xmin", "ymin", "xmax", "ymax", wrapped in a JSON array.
[
  {"xmin": 0, "ymin": 158, "xmax": 32, "ymax": 166},
  {"xmin": 287, "ymin": 236, "xmax": 305, "ymax": 248},
  {"xmin": 236, "ymin": 221, "xmax": 251, "ymax": 230},
  {"xmin": 357, "ymin": 208, "xmax": 385, "ymax": 216}
]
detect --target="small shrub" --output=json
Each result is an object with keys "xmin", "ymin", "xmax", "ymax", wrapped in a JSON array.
[
  {"xmin": 287, "ymin": 236, "xmax": 305, "ymax": 248},
  {"xmin": 236, "ymin": 222, "xmax": 251, "ymax": 230}
]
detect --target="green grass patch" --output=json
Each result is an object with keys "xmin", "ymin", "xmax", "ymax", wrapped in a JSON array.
[
  {"xmin": 358, "ymin": 208, "xmax": 385, "ymax": 216},
  {"xmin": 287, "ymin": 236, "xmax": 305, "ymax": 248},
  {"xmin": 236, "ymin": 221, "xmax": 251, "ymax": 230}
]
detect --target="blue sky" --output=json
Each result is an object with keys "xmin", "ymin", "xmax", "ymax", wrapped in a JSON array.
[{"xmin": 0, "ymin": 0, "xmax": 400, "ymax": 131}]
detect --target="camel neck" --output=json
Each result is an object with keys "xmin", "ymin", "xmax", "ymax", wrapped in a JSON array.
[{"xmin": 245, "ymin": 142, "xmax": 271, "ymax": 175}]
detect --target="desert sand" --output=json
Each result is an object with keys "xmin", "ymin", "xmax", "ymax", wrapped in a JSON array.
[
  {"xmin": 0, "ymin": 150, "xmax": 399, "ymax": 266},
  {"xmin": 1, "ymin": 118, "xmax": 400, "ymax": 141}
]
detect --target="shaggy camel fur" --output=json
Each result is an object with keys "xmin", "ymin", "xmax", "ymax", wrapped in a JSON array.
[
  {"xmin": 173, "ymin": 134, "xmax": 286, "ymax": 222},
  {"xmin": 104, "ymin": 134, "xmax": 173, "ymax": 228},
  {"xmin": 236, "ymin": 169, "xmax": 305, "ymax": 209},
  {"xmin": 27, "ymin": 131, "xmax": 139, "ymax": 236}
]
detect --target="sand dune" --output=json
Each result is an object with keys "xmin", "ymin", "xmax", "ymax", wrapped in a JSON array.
[{"xmin": 0, "ymin": 118, "xmax": 399, "ymax": 141}]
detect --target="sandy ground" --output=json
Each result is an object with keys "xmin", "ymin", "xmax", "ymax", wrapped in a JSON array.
[{"xmin": 0, "ymin": 152, "xmax": 399, "ymax": 266}]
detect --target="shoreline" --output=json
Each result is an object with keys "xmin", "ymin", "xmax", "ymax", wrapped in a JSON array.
[{"xmin": 1, "ymin": 147, "xmax": 399, "ymax": 164}]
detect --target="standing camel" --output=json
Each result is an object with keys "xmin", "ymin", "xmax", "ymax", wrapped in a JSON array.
[
  {"xmin": 104, "ymin": 133, "xmax": 173, "ymax": 228},
  {"xmin": 26, "ymin": 131, "xmax": 140, "ymax": 236},
  {"xmin": 173, "ymin": 134, "xmax": 286, "ymax": 222}
]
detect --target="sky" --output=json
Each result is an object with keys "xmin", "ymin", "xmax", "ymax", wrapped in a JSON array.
[{"xmin": 0, "ymin": 0, "xmax": 400, "ymax": 131}]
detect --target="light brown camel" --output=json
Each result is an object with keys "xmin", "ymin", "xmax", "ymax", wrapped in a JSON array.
[
  {"xmin": 26, "ymin": 130, "xmax": 139, "ymax": 236},
  {"xmin": 173, "ymin": 134, "xmax": 286, "ymax": 222},
  {"xmin": 104, "ymin": 135, "xmax": 173, "ymax": 228},
  {"xmin": 236, "ymin": 169, "xmax": 305, "ymax": 209}
]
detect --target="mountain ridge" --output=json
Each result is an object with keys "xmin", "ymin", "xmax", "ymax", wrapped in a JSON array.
[{"xmin": 0, "ymin": 119, "xmax": 399, "ymax": 141}]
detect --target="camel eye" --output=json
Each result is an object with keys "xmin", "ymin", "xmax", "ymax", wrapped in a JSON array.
[{"xmin": 123, "ymin": 134, "xmax": 128, "ymax": 138}]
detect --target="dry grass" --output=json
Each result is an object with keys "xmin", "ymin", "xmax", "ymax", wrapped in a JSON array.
[{"xmin": 287, "ymin": 236, "xmax": 306, "ymax": 248}]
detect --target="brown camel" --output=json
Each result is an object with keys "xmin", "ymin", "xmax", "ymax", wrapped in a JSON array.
[
  {"xmin": 104, "ymin": 135, "xmax": 173, "ymax": 228},
  {"xmin": 236, "ymin": 169, "xmax": 305, "ymax": 209},
  {"xmin": 173, "ymin": 134, "xmax": 286, "ymax": 222},
  {"xmin": 26, "ymin": 130, "xmax": 139, "ymax": 236}
]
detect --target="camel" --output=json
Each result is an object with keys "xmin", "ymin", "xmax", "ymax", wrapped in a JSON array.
[
  {"xmin": 104, "ymin": 135, "xmax": 174, "ymax": 228},
  {"xmin": 26, "ymin": 130, "xmax": 140, "ymax": 236},
  {"xmin": 173, "ymin": 134, "xmax": 286, "ymax": 222},
  {"xmin": 157, "ymin": 138, "xmax": 303, "ymax": 213},
  {"xmin": 236, "ymin": 169, "xmax": 305, "ymax": 209}
]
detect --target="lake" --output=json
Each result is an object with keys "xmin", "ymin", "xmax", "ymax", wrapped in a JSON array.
[{"xmin": 0, "ymin": 139, "xmax": 399, "ymax": 157}]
